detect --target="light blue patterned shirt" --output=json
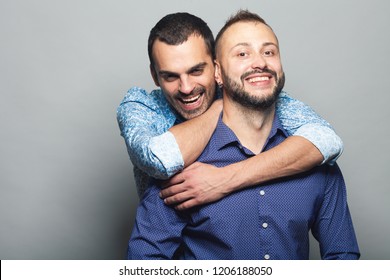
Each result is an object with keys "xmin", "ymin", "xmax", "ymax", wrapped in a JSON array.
[{"xmin": 117, "ymin": 87, "xmax": 343, "ymax": 197}]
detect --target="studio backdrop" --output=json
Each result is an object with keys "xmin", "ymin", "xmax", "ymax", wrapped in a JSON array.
[{"xmin": 0, "ymin": 0, "xmax": 389, "ymax": 259}]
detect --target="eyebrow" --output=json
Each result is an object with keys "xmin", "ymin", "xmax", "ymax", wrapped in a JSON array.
[
  {"xmin": 158, "ymin": 62, "xmax": 208, "ymax": 77},
  {"xmin": 230, "ymin": 42, "xmax": 279, "ymax": 52}
]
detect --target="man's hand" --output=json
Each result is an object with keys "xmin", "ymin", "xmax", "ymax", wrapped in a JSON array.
[{"xmin": 160, "ymin": 162, "xmax": 232, "ymax": 210}]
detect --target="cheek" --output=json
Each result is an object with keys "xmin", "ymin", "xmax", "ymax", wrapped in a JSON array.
[
  {"xmin": 226, "ymin": 68, "xmax": 243, "ymax": 81},
  {"xmin": 196, "ymin": 74, "xmax": 215, "ymax": 88},
  {"xmin": 226, "ymin": 61, "xmax": 246, "ymax": 77},
  {"xmin": 160, "ymin": 82, "xmax": 178, "ymax": 98},
  {"xmin": 268, "ymin": 59, "xmax": 283, "ymax": 73}
]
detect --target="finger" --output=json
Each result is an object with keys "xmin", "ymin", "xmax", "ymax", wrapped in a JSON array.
[
  {"xmin": 164, "ymin": 191, "xmax": 193, "ymax": 205},
  {"xmin": 159, "ymin": 184, "xmax": 186, "ymax": 199},
  {"xmin": 175, "ymin": 199, "xmax": 199, "ymax": 211},
  {"xmin": 162, "ymin": 172, "xmax": 185, "ymax": 188}
]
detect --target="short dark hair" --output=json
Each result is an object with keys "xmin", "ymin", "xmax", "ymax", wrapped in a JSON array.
[
  {"xmin": 148, "ymin": 12, "xmax": 215, "ymax": 68},
  {"xmin": 215, "ymin": 10, "xmax": 271, "ymax": 54}
]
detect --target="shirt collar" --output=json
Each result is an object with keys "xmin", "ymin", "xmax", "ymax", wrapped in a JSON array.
[{"xmin": 210, "ymin": 111, "xmax": 289, "ymax": 153}]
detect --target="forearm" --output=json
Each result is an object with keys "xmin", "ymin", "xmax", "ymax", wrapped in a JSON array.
[
  {"xmin": 169, "ymin": 100, "xmax": 222, "ymax": 167},
  {"xmin": 222, "ymin": 136, "xmax": 323, "ymax": 192}
]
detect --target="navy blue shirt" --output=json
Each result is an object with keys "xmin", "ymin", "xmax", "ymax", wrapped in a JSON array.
[{"xmin": 128, "ymin": 114, "xmax": 360, "ymax": 260}]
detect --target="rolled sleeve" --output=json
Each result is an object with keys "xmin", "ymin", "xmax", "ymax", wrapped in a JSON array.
[
  {"xmin": 116, "ymin": 87, "xmax": 184, "ymax": 180},
  {"xmin": 276, "ymin": 91, "xmax": 343, "ymax": 165},
  {"xmin": 294, "ymin": 124, "xmax": 343, "ymax": 165},
  {"xmin": 149, "ymin": 131, "xmax": 184, "ymax": 177}
]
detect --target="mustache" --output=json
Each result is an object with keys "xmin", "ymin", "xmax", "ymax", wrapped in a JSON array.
[
  {"xmin": 177, "ymin": 86, "xmax": 205, "ymax": 97},
  {"xmin": 241, "ymin": 68, "xmax": 277, "ymax": 80}
]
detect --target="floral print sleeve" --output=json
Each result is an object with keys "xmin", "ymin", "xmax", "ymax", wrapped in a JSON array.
[
  {"xmin": 116, "ymin": 87, "xmax": 184, "ymax": 181},
  {"xmin": 276, "ymin": 91, "xmax": 343, "ymax": 164}
]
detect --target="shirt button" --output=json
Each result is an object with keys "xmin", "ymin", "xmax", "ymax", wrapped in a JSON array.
[
  {"xmin": 259, "ymin": 190, "xmax": 265, "ymax": 196},
  {"xmin": 264, "ymin": 254, "xmax": 270, "ymax": 260},
  {"xmin": 262, "ymin": 222, "xmax": 268, "ymax": 228}
]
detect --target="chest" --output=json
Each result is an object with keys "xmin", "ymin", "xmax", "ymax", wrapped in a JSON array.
[{"xmin": 190, "ymin": 171, "xmax": 324, "ymax": 227}]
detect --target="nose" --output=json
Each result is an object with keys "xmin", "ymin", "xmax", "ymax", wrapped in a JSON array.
[
  {"xmin": 179, "ymin": 76, "xmax": 195, "ymax": 95},
  {"xmin": 251, "ymin": 53, "xmax": 267, "ymax": 70}
]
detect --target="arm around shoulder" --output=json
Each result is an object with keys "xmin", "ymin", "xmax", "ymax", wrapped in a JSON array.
[
  {"xmin": 160, "ymin": 93, "xmax": 343, "ymax": 210},
  {"xmin": 276, "ymin": 91, "xmax": 343, "ymax": 164},
  {"xmin": 169, "ymin": 99, "xmax": 223, "ymax": 167}
]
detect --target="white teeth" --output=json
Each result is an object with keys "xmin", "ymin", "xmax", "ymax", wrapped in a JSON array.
[
  {"xmin": 182, "ymin": 95, "xmax": 200, "ymax": 103},
  {"xmin": 248, "ymin": 76, "xmax": 269, "ymax": 83}
]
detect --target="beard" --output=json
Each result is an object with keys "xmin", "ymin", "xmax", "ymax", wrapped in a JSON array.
[{"xmin": 222, "ymin": 68, "xmax": 285, "ymax": 110}]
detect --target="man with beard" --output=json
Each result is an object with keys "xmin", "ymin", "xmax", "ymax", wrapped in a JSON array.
[
  {"xmin": 117, "ymin": 12, "xmax": 343, "ymax": 210},
  {"xmin": 127, "ymin": 10, "xmax": 360, "ymax": 260}
]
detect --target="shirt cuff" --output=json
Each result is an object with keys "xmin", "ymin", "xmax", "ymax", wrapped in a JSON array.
[
  {"xmin": 294, "ymin": 124, "xmax": 343, "ymax": 165},
  {"xmin": 149, "ymin": 131, "xmax": 185, "ymax": 177}
]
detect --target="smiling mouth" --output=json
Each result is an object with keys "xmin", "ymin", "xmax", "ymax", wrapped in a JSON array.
[
  {"xmin": 180, "ymin": 94, "xmax": 202, "ymax": 104},
  {"xmin": 248, "ymin": 76, "xmax": 270, "ymax": 83}
]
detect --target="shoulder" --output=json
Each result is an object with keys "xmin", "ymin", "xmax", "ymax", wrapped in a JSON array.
[
  {"xmin": 120, "ymin": 86, "xmax": 166, "ymax": 110},
  {"xmin": 309, "ymin": 163, "xmax": 345, "ymax": 193},
  {"xmin": 276, "ymin": 90, "xmax": 298, "ymax": 104},
  {"xmin": 117, "ymin": 86, "xmax": 177, "ymax": 128}
]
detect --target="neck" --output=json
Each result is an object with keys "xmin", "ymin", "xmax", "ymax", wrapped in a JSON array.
[{"xmin": 222, "ymin": 97, "xmax": 275, "ymax": 154}]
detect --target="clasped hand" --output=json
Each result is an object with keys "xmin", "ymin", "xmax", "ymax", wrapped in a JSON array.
[{"xmin": 159, "ymin": 162, "xmax": 231, "ymax": 210}]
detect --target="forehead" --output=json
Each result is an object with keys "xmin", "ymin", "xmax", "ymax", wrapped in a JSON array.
[
  {"xmin": 152, "ymin": 35, "xmax": 212, "ymax": 72},
  {"xmin": 220, "ymin": 21, "xmax": 278, "ymax": 51}
]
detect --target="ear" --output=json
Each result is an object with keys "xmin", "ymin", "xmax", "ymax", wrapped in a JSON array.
[
  {"xmin": 150, "ymin": 64, "xmax": 160, "ymax": 87},
  {"xmin": 214, "ymin": 60, "xmax": 223, "ymax": 85}
]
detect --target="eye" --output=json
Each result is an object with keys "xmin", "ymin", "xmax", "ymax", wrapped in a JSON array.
[
  {"xmin": 190, "ymin": 68, "xmax": 204, "ymax": 76},
  {"xmin": 262, "ymin": 45, "xmax": 279, "ymax": 57},
  {"xmin": 162, "ymin": 75, "xmax": 178, "ymax": 82},
  {"xmin": 263, "ymin": 50, "xmax": 274, "ymax": 56},
  {"xmin": 238, "ymin": 52, "xmax": 248, "ymax": 57}
]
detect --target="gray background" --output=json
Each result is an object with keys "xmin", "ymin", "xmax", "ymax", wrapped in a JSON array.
[{"xmin": 0, "ymin": 0, "xmax": 389, "ymax": 260}]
